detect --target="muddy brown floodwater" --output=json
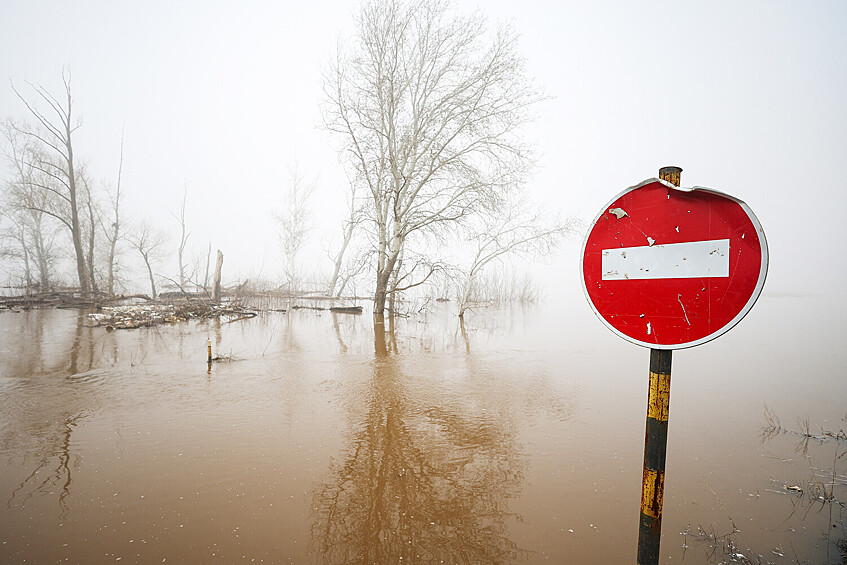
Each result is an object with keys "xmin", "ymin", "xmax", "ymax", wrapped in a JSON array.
[{"xmin": 1, "ymin": 293, "xmax": 845, "ymax": 564}]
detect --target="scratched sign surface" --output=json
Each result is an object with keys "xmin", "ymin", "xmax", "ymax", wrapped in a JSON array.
[{"xmin": 581, "ymin": 179, "xmax": 768, "ymax": 349}]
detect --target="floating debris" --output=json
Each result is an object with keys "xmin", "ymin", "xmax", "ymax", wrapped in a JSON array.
[{"xmin": 88, "ymin": 303, "xmax": 256, "ymax": 330}]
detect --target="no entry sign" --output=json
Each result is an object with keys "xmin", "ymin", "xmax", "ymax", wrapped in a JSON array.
[{"xmin": 581, "ymin": 178, "xmax": 768, "ymax": 349}]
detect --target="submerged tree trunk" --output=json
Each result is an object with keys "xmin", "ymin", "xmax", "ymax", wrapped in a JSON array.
[{"xmin": 373, "ymin": 257, "xmax": 397, "ymax": 315}]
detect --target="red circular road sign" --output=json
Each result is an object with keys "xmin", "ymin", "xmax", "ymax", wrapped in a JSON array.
[{"xmin": 581, "ymin": 179, "xmax": 768, "ymax": 349}]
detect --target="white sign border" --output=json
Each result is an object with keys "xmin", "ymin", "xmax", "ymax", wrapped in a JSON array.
[{"xmin": 580, "ymin": 178, "xmax": 769, "ymax": 350}]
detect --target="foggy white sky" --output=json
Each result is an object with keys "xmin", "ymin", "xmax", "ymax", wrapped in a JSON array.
[{"xmin": 1, "ymin": 1, "xmax": 845, "ymax": 297}]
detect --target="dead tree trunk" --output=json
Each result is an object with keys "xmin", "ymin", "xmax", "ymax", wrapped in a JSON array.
[{"xmin": 212, "ymin": 249, "xmax": 224, "ymax": 303}]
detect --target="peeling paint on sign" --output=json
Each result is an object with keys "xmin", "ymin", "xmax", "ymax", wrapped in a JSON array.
[{"xmin": 609, "ymin": 208, "xmax": 628, "ymax": 219}]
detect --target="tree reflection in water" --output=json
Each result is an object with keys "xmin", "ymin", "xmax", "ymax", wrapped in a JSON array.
[
  {"xmin": 310, "ymin": 315, "xmax": 529, "ymax": 564},
  {"xmin": 6, "ymin": 414, "xmax": 81, "ymax": 517},
  {"xmin": 2, "ymin": 311, "xmax": 107, "ymax": 516}
]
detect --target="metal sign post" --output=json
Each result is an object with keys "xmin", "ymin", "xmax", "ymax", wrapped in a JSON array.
[
  {"xmin": 638, "ymin": 348, "xmax": 671, "ymax": 563},
  {"xmin": 580, "ymin": 166, "xmax": 768, "ymax": 564}
]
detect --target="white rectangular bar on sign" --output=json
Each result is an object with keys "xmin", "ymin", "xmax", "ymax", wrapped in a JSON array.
[{"xmin": 601, "ymin": 239, "xmax": 730, "ymax": 280}]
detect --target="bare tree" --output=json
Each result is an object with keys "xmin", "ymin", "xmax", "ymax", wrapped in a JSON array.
[
  {"xmin": 127, "ymin": 221, "xmax": 167, "ymax": 300},
  {"xmin": 2, "ymin": 126, "xmax": 60, "ymax": 290},
  {"xmin": 457, "ymin": 199, "xmax": 580, "ymax": 317},
  {"xmin": 7, "ymin": 72, "xmax": 92, "ymax": 292},
  {"xmin": 102, "ymin": 129, "xmax": 125, "ymax": 296},
  {"xmin": 171, "ymin": 185, "xmax": 191, "ymax": 291},
  {"xmin": 324, "ymin": 0, "xmax": 542, "ymax": 316},
  {"xmin": 273, "ymin": 163, "xmax": 315, "ymax": 293}
]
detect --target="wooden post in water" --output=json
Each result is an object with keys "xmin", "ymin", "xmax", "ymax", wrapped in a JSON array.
[
  {"xmin": 637, "ymin": 166, "xmax": 681, "ymax": 564},
  {"xmin": 207, "ymin": 338, "xmax": 213, "ymax": 364}
]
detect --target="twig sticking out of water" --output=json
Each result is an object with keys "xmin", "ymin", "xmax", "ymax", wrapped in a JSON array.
[
  {"xmin": 681, "ymin": 519, "xmax": 765, "ymax": 564},
  {"xmin": 761, "ymin": 406, "xmax": 847, "ymax": 561},
  {"xmin": 761, "ymin": 406, "xmax": 847, "ymax": 455}
]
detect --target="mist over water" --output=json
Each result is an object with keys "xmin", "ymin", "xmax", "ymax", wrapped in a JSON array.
[{"xmin": 1, "ymin": 293, "xmax": 845, "ymax": 563}]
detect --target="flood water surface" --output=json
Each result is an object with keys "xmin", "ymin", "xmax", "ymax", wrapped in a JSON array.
[{"xmin": 1, "ymin": 295, "xmax": 845, "ymax": 563}]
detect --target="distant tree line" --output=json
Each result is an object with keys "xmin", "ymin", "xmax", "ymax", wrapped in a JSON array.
[
  {"xmin": 0, "ymin": 0, "xmax": 579, "ymax": 319},
  {"xmin": 0, "ymin": 72, "xmax": 220, "ymax": 301}
]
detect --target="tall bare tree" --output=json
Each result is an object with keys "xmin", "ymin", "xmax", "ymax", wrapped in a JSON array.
[
  {"xmin": 7, "ymin": 72, "xmax": 92, "ymax": 292},
  {"xmin": 324, "ymin": 0, "xmax": 542, "ymax": 316}
]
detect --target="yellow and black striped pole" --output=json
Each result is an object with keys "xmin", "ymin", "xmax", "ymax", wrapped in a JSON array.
[
  {"xmin": 637, "ymin": 166, "xmax": 681, "ymax": 564},
  {"xmin": 638, "ymin": 348, "xmax": 672, "ymax": 563}
]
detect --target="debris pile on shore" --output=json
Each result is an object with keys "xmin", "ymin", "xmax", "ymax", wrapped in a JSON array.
[{"xmin": 88, "ymin": 303, "xmax": 256, "ymax": 330}]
